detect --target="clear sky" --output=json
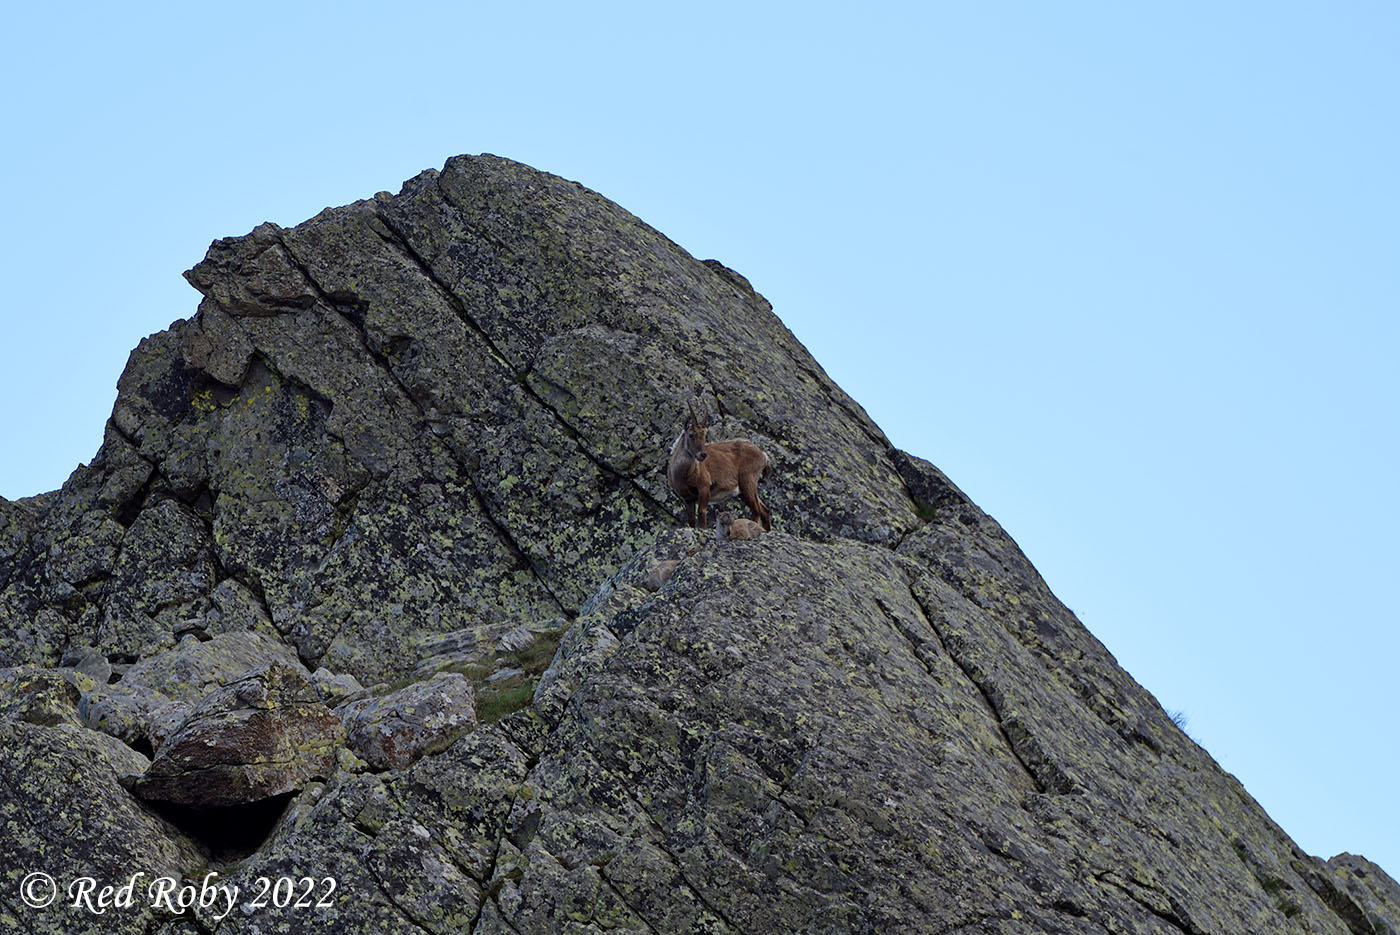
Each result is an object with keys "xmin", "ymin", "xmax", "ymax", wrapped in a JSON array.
[{"xmin": 2, "ymin": 1, "xmax": 1395, "ymax": 875}]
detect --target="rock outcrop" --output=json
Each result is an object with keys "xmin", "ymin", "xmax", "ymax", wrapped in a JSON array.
[
  {"xmin": 0, "ymin": 154, "xmax": 1394, "ymax": 934},
  {"xmin": 132, "ymin": 662, "xmax": 345, "ymax": 807},
  {"xmin": 340, "ymin": 671, "xmax": 476, "ymax": 770}
]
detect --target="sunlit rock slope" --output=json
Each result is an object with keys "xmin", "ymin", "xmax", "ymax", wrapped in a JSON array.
[{"xmin": 0, "ymin": 155, "xmax": 1395, "ymax": 935}]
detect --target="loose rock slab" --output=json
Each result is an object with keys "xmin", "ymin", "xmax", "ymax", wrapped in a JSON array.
[
  {"xmin": 340, "ymin": 671, "xmax": 476, "ymax": 770},
  {"xmin": 133, "ymin": 663, "xmax": 345, "ymax": 806}
]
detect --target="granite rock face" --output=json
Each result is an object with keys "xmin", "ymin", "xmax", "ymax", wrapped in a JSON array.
[
  {"xmin": 132, "ymin": 662, "xmax": 345, "ymax": 807},
  {"xmin": 0, "ymin": 154, "xmax": 1394, "ymax": 934},
  {"xmin": 340, "ymin": 671, "xmax": 477, "ymax": 770}
]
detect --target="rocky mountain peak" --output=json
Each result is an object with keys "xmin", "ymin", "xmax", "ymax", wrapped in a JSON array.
[{"xmin": 0, "ymin": 154, "xmax": 1394, "ymax": 934}]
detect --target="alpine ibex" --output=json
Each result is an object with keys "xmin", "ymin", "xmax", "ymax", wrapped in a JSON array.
[
  {"xmin": 716, "ymin": 510, "xmax": 764, "ymax": 542},
  {"xmin": 667, "ymin": 400, "xmax": 772, "ymax": 531}
]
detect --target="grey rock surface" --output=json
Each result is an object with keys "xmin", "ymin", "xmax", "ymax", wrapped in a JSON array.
[
  {"xmin": 132, "ymin": 663, "xmax": 345, "ymax": 807},
  {"xmin": 1, "ymin": 673, "xmax": 203, "ymax": 935},
  {"xmin": 340, "ymin": 671, "xmax": 476, "ymax": 770},
  {"xmin": 0, "ymin": 154, "xmax": 1393, "ymax": 935}
]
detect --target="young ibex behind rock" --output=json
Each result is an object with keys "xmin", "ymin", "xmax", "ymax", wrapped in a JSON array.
[
  {"xmin": 716, "ymin": 510, "xmax": 764, "ymax": 542},
  {"xmin": 667, "ymin": 400, "xmax": 772, "ymax": 531}
]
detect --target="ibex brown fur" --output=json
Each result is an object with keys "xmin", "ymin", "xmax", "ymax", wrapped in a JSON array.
[
  {"xmin": 644, "ymin": 559, "xmax": 681, "ymax": 591},
  {"xmin": 667, "ymin": 400, "xmax": 772, "ymax": 531},
  {"xmin": 716, "ymin": 510, "xmax": 764, "ymax": 542}
]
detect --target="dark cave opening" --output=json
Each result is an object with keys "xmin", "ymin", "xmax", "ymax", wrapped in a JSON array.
[{"xmin": 148, "ymin": 791, "xmax": 296, "ymax": 863}]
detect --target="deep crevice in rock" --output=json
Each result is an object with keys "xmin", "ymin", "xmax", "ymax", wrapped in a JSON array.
[
  {"xmin": 369, "ymin": 206, "xmax": 680, "ymax": 524},
  {"xmin": 268, "ymin": 235, "xmax": 572, "ymax": 619},
  {"xmin": 114, "ymin": 468, "xmax": 159, "ymax": 530},
  {"xmin": 902, "ymin": 585, "xmax": 1049, "ymax": 795},
  {"xmin": 146, "ymin": 790, "xmax": 295, "ymax": 864}
]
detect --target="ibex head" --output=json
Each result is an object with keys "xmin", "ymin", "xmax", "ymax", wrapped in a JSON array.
[{"xmin": 682, "ymin": 399, "xmax": 710, "ymax": 462}]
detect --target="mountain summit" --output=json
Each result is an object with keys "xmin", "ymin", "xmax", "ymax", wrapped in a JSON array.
[{"xmin": 1, "ymin": 155, "xmax": 1394, "ymax": 934}]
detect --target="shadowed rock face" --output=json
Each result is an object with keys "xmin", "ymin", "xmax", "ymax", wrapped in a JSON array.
[{"xmin": 0, "ymin": 154, "xmax": 1395, "ymax": 935}]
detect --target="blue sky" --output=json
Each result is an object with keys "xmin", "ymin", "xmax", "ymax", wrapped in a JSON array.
[{"xmin": 2, "ymin": 2, "xmax": 1395, "ymax": 874}]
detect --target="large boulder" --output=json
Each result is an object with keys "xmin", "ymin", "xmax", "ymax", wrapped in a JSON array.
[
  {"xmin": 132, "ymin": 663, "xmax": 345, "ymax": 807},
  {"xmin": 0, "ymin": 697, "xmax": 202, "ymax": 935},
  {"xmin": 77, "ymin": 629, "xmax": 304, "ymax": 751}
]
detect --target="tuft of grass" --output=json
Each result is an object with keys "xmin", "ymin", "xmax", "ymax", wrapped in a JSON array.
[
  {"xmin": 376, "ymin": 628, "xmax": 563, "ymax": 725},
  {"xmin": 476, "ymin": 680, "xmax": 538, "ymax": 724}
]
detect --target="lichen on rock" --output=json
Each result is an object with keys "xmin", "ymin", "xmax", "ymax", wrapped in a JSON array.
[
  {"xmin": 132, "ymin": 662, "xmax": 345, "ymax": 807},
  {"xmin": 0, "ymin": 154, "xmax": 1393, "ymax": 935},
  {"xmin": 340, "ymin": 671, "xmax": 477, "ymax": 770}
]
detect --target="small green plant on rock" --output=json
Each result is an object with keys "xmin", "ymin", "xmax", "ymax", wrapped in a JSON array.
[{"xmin": 476, "ymin": 680, "xmax": 538, "ymax": 724}]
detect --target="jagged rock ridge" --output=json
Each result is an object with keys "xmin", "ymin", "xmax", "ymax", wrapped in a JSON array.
[{"xmin": 0, "ymin": 155, "xmax": 1395, "ymax": 934}]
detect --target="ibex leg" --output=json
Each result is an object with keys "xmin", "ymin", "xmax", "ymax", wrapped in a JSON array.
[{"xmin": 740, "ymin": 476, "xmax": 771, "ymax": 531}]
